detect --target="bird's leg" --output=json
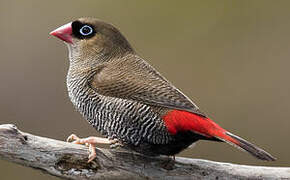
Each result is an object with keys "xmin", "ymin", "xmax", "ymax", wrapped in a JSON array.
[
  {"xmin": 109, "ymin": 139, "xmax": 124, "ymax": 149},
  {"xmin": 88, "ymin": 143, "xmax": 97, "ymax": 162},
  {"xmin": 172, "ymin": 155, "xmax": 176, "ymax": 161},
  {"xmin": 161, "ymin": 155, "xmax": 176, "ymax": 170},
  {"xmin": 66, "ymin": 134, "xmax": 111, "ymax": 145},
  {"xmin": 66, "ymin": 134, "xmax": 113, "ymax": 162}
]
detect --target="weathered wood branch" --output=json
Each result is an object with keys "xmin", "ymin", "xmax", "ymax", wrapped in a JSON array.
[{"xmin": 0, "ymin": 124, "xmax": 289, "ymax": 180}]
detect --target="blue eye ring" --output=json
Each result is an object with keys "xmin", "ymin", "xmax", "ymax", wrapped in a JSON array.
[{"xmin": 79, "ymin": 25, "xmax": 93, "ymax": 36}]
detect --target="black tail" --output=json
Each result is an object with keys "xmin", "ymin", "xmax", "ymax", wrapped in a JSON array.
[{"xmin": 221, "ymin": 132, "xmax": 276, "ymax": 161}]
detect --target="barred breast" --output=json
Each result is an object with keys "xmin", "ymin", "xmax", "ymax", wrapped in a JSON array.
[{"xmin": 66, "ymin": 70, "xmax": 172, "ymax": 147}]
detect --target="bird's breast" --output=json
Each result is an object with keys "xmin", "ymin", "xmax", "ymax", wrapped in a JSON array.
[
  {"xmin": 67, "ymin": 75, "xmax": 100, "ymax": 124},
  {"xmin": 66, "ymin": 72, "xmax": 173, "ymax": 148}
]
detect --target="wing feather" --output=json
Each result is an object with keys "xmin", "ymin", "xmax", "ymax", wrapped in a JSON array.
[{"xmin": 89, "ymin": 55, "xmax": 206, "ymax": 117}]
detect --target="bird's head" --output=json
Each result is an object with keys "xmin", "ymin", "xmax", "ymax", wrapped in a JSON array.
[{"xmin": 50, "ymin": 17, "xmax": 134, "ymax": 63}]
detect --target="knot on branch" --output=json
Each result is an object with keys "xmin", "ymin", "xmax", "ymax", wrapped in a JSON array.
[{"xmin": 0, "ymin": 124, "xmax": 28, "ymax": 144}]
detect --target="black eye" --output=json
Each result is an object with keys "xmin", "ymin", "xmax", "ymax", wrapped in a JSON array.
[
  {"xmin": 79, "ymin": 25, "xmax": 93, "ymax": 36},
  {"xmin": 72, "ymin": 21, "xmax": 96, "ymax": 39}
]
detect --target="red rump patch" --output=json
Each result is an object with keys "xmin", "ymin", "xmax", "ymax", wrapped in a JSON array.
[{"xmin": 162, "ymin": 110, "xmax": 239, "ymax": 144}]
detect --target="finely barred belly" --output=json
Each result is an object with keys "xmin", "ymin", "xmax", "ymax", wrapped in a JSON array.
[{"xmin": 67, "ymin": 78, "xmax": 171, "ymax": 148}]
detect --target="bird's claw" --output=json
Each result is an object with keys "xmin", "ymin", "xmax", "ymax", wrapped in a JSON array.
[
  {"xmin": 66, "ymin": 134, "xmax": 79, "ymax": 143},
  {"xmin": 66, "ymin": 134, "xmax": 89, "ymax": 146},
  {"xmin": 66, "ymin": 134, "xmax": 114, "ymax": 162},
  {"xmin": 88, "ymin": 144, "xmax": 97, "ymax": 162},
  {"xmin": 110, "ymin": 142, "xmax": 123, "ymax": 149}
]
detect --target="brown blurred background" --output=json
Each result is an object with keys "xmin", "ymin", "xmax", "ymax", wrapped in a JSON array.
[{"xmin": 1, "ymin": 0, "xmax": 290, "ymax": 179}]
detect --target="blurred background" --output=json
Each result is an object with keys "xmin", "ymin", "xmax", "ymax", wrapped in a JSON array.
[{"xmin": 1, "ymin": 0, "xmax": 290, "ymax": 179}]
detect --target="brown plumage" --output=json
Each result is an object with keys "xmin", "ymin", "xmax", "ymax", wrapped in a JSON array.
[{"xmin": 50, "ymin": 17, "xmax": 276, "ymax": 162}]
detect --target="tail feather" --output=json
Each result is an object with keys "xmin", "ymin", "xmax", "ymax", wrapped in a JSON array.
[
  {"xmin": 162, "ymin": 110, "xmax": 276, "ymax": 161},
  {"xmin": 219, "ymin": 132, "xmax": 276, "ymax": 161}
]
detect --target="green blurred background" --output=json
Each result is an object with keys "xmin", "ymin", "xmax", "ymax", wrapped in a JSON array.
[{"xmin": 1, "ymin": 0, "xmax": 289, "ymax": 179}]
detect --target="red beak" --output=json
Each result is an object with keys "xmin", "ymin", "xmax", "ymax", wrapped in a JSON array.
[{"xmin": 50, "ymin": 22, "xmax": 73, "ymax": 44}]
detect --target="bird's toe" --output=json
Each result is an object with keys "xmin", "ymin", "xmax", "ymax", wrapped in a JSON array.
[
  {"xmin": 66, "ymin": 134, "xmax": 79, "ymax": 142},
  {"xmin": 88, "ymin": 144, "xmax": 97, "ymax": 163}
]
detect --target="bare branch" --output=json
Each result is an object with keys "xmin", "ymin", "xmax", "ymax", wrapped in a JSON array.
[{"xmin": 0, "ymin": 124, "xmax": 288, "ymax": 180}]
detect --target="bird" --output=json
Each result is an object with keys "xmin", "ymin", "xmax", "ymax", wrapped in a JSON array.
[{"xmin": 50, "ymin": 17, "xmax": 276, "ymax": 162}]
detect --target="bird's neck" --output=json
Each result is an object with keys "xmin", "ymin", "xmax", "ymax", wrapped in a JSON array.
[
  {"xmin": 67, "ymin": 41, "xmax": 135, "ymax": 64},
  {"xmin": 66, "ymin": 44, "xmax": 136, "ymax": 100},
  {"xmin": 66, "ymin": 61, "xmax": 95, "ymax": 113}
]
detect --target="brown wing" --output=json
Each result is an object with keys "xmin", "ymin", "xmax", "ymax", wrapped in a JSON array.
[{"xmin": 89, "ymin": 55, "xmax": 206, "ymax": 117}]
